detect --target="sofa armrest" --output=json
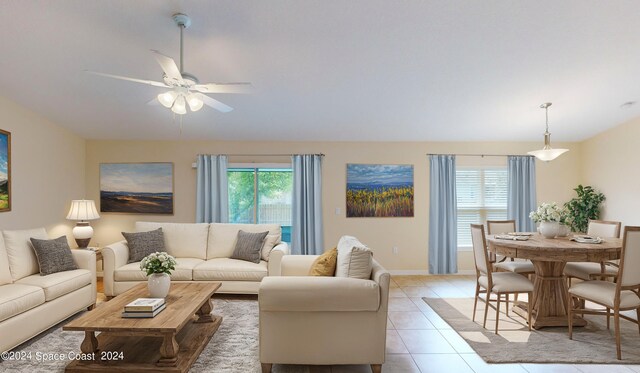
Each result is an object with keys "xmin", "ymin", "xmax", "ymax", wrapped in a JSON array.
[
  {"xmin": 259, "ymin": 276, "xmax": 380, "ymax": 312},
  {"xmin": 267, "ymin": 242, "xmax": 289, "ymax": 276},
  {"xmin": 277, "ymin": 255, "xmax": 318, "ymax": 276},
  {"xmin": 102, "ymin": 240, "xmax": 129, "ymax": 296},
  {"xmin": 71, "ymin": 249, "xmax": 97, "ymax": 305}
]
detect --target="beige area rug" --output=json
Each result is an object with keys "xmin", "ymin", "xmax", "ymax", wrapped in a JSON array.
[{"xmin": 423, "ymin": 297, "xmax": 640, "ymax": 364}]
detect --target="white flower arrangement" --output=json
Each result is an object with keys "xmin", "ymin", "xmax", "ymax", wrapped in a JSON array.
[
  {"xmin": 529, "ymin": 202, "xmax": 571, "ymax": 224},
  {"xmin": 140, "ymin": 252, "xmax": 177, "ymax": 276}
]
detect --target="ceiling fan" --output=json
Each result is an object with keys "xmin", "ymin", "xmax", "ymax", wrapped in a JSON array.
[{"xmin": 88, "ymin": 13, "xmax": 251, "ymax": 115}]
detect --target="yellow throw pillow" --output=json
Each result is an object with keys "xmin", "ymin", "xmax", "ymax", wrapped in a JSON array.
[{"xmin": 308, "ymin": 248, "xmax": 338, "ymax": 276}]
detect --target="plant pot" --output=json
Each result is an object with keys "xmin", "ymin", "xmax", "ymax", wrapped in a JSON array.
[
  {"xmin": 147, "ymin": 273, "xmax": 171, "ymax": 298},
  {"xmin": 539, "ymin": 221, "xmax": 560, "ymax": 239},
  {"xmin": 557, "ymin": 224, "xmax": 571, "ymax": 237}
]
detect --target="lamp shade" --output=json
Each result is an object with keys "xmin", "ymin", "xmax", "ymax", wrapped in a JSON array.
[
  {"xmin": 527, "ymin": 148, "xmax": 569, "ymax": 162},
  {"xmin": 66, "ymin": 200, "xmax": 100, "ymax": 221}
]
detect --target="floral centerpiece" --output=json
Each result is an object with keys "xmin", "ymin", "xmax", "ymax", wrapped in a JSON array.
[
  {"xmin": 140, "ymin": 252, "xmax": 177, "ymax": 298},
  {"xmin": 530, "ymin": 202, "xmax": 572, "ymax": 238}
]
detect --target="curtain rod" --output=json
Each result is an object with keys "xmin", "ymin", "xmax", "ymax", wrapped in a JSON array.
[
  {"xmin": 426, "ymin": 153, "xmax": 529, "ymax": 157},
  {"xmin": 231, "ymin": 153, "xmax": 324, "ymax": 156}
]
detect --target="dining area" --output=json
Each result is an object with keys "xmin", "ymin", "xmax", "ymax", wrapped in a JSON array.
[{"xmin": 468, "ymin": 218, "xmax": 640, "ymax": 360}]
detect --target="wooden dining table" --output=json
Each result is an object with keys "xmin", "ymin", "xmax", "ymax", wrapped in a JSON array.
[{"xmin": 486, "ymin": 233, "xmax": 622, "ymax": 329}]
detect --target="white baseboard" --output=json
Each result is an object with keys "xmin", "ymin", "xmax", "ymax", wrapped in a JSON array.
[{"xmin": 388, "ymin": 269, "xmax": 475, "ymax": 275}]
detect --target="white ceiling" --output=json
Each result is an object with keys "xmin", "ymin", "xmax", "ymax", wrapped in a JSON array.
[{"xmin": 1, "ymin": 0, "xmax": 640, "ymax": 141}]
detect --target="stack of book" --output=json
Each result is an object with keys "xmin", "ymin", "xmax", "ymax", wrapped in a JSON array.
[{"xmin": 122, "ymin": 298, "xmax": 166, "ymax": 318}]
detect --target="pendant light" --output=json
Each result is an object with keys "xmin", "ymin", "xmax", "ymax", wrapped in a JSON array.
[{"xmin": 527, "ymin": 102, "xmax": 569, "ymax": 162}]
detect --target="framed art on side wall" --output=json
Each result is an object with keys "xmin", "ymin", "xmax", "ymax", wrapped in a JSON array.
[
  {"xmin": 100, "ymin": 162, "xmax": 174, "ymax": 214},
  {"xmin": 0, "ymin": 129, "xmax": 10, "ymax": 212},
  {"xmin": 346, "ymin": 163, "xmax": 414, "ymax": 218}
]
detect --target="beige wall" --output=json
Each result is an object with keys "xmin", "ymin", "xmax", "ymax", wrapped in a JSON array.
[
  {"xmin": 86, "ymin": 140, "xmax": 582, "ymax": 272},
  {"xmin": 581, "ymin": 118, "xmax": 640, "ymax": 227},
  {"xmin": 0, "ymin": 96, "xmax": 85, "ymax": 240}
]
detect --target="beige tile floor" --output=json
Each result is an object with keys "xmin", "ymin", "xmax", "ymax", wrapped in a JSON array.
[
  {"xmin": 96, "ymin": 277, "xmax": 640, "ymax": 373},
  {"xmin": 372, "ymin": 275, "xmax": 640, "ymax": 373}
]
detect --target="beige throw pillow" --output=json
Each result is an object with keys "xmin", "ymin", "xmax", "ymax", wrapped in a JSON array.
[
  {"xmin": 261, "ymin": 234, "xmax": 280, "ymax": 261},
  {"xmin": 335, "ymin": 236, "xmax": 373, "ymax": 279}
]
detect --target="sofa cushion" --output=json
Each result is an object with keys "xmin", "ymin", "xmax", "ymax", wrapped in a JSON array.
[
  {"xmin": 115, "ymin": 258, "xmax": 203, "ymax": 282},
  {"xmin": 3, "ymin": 228, "xmax": 49, "ymax": 281},
  {"xmin": 16, "ymin": 269, "xmax": 92, "ymax": 301},
  {"xmin": 0, "ymin": 234, "xmax": 12, "ymax": 285},
  {"xmin": 122, "ymin": 228, "xmax": 165, "ymax": 263},
  {"xmin": 309, "ymin": 248, "xmax": 338, "ymax": 276},
  {"xmin": 336, "ymin": 236, "xmax": 373, "ymax": 280},
  {"xmin": 136, "ymin": 222, "xmax": 209, "ymax": 259},
  {"xmin": 208, "ymin": 223, "xmax": 281, "ymax": 259},
  {"xmin": 30, "ymin": 236, "xmax": 78, "ymax": 275},
  {"xmin": 0, "ymin": 284, "xmax": 45, "ymax": 322},
  {"xmin": 193, "ymin": 258, "xmax": 268, "ymax": 281},
  {"xmin": 231, "ymin": 230, "xmax": 269, "ymax": 264},
  {"xmin": 259, "ymin": 277, "xmax": 380, "ymax": 312}
]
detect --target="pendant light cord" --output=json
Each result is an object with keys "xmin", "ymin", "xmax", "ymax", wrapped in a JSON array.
[{"xmin": 545, "ymin": 105, "xmax": 549, "ymax": 133}]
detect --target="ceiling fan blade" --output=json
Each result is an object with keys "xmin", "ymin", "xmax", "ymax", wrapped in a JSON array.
[
  {"xmin": 85, "ymin": 71, "xmax": 169, "ymax": 88},
  {"xmin": 151, "ymin": 50, "xmax": 184, "ymax": 85},
  {"xmin": 200, "ymin": 94, "xmax": 233, "ymax": 113},
  {"xmin": 193, "ymin": 82, "xmax": 253, "ymax": 94}
]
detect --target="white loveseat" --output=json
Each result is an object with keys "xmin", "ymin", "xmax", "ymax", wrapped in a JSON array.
[
  {"xmin": 103, "ymin": 222, "xmax": 289, "ymax": 296},
  {"xmin": 259, "ymin": 255, "xmax": 390, "ymax": 372},
  {"xmin": 0, "ymin": 228, "xmax": 97, "ymax": 353}
]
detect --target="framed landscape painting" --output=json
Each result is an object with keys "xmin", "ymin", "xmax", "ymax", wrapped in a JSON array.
[
  {"xmin": 0, "ymin": 129, "xmax": 10, "ymax": 212},
  {"xmin": 100, "ymin": 163, "xmax": 174, "ymax": 214},
  {"xmin": 346, "ymin": 164, "xmax": 414, "ymax": 218}
]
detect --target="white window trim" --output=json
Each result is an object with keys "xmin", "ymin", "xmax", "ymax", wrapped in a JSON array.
[
  {"xmin": 228, "ymin": 162, "xmax": 291, "ymax": 169},
  {"xmin": 456, "ymin": 166, "xmax": 508, "ymax": 251}
]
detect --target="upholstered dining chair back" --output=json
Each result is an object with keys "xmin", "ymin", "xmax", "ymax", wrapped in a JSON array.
[
  {"xmin": 587, "ymin": 220, "xmax": 622, "ymax": 238},
  {"xmin": 618, "ymin": 227, "xmax": 640, "ymax": 287},
  {"xmin": 471, "ymin": 224, "xmax": 490, "ymax": 276},
  {"xmin": 487, "ymin": 220, "xmax": 516, "ymax": 235}
]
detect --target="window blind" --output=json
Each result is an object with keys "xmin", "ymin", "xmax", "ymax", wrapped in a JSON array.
[{"xmin": 456, "ymin": 168, "xmax": 508, "ymax": 247}]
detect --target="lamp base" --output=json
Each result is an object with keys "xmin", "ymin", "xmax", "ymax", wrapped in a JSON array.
[{"xmin": 73, "ymin": 222, "xmax": 94, "ymax": 249}]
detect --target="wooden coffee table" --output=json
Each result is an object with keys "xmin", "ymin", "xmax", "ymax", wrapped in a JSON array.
[{"xmin": 63, "ymin": 282, "xmax": 222, "ymax": 373}]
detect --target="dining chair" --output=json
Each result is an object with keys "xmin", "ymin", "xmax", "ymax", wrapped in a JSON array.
[
  {"xmin": 470, "ymin": 224, "xmax": 533, "ymax": 334},
  {"xmin": 564, "ymin": 220, "xmax": 622, "ymax": 283},
  {"xmin": 487, "ymin": 220, "xmax": 535, "ymax": 276},
  {"xmin": 567, "ymin": 226, "xmax": 640, "ymax": 360}
]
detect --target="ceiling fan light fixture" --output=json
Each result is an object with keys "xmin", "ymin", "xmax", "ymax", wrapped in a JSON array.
[
  {"xmin": 187, "ymin": 93, "xmax": 204, "ymax": 112},
  {"xmin": 158, "ymin": 91, "xmax": 177, "ymax": 108},
  {"xmin": 527, "ymin": 102, "xmax": 569, "ymax": 162},
  {"xmin": 171, "ymin": 94, "xmax": 187, "ymax": 115}
]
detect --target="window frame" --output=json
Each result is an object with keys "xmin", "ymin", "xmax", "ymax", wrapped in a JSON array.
[
  {"xmin": 456, "ymin": 165, "xmax": 508, "ymax": 252},
  {"xmin": 227, "ymin": 163, "xmax": 293, "ymax": 241}
]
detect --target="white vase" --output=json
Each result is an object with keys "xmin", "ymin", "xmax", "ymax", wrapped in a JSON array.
[
  {"xmin": 539, "ymin": 221, "xmax": 560, "ymax": 239},
  {"xmin": 557, "ymin": 224, "xmax": 571, "ymax": 237},
  {"xmin": 147, "ymin": 273, "xmax": 171, "ymax": 298}
]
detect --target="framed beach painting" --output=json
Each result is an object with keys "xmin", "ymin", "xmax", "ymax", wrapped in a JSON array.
[
  {"xmin": 0, "ymin": 129, "xmax": 10, "ymax": 212},
  {"xmin": 346, "ymin": 163, "xmax": 414, "ymax": 218},
  {"xmin": 100, "ymin": 163, "xmax": 174, "ymax": 214}
]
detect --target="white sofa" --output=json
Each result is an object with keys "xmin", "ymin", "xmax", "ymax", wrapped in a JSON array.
[
  {"xmin": 259, "ymin": 255, "xmax": 390, "ymax": 373},
  {"xmin": 0, "ymin": 228, "xmax": 97, "ymax": 353},
  {"xmin": 102, "ymin": 222, "xmax": 289, "ymax": 296}
]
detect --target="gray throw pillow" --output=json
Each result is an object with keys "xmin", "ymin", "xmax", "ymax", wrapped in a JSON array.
[
  {"xmin": 122, "ymin": 228, "xmax": 165, "ymax": 263},
  {"xmin": 30, "ymin": 236, "xmax": 78, "ymax": 276},
  {"xmin": 231, "ymin": 230, "xmax": 269, "ymax": 264}
]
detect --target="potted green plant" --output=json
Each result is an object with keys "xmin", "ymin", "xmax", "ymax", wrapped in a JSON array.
[
  {"xmin": 140, "ymin": 252, "xmax": 177, "ymax": 298},
  {"xmin": 564, "ymin": 185, "xmax": 605, "ymax": 233}
]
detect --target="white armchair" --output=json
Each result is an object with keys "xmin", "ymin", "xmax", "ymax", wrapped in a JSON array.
[{"xmin": 258, "ymin": 255, "xmax": 390, "ymax": 373}]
